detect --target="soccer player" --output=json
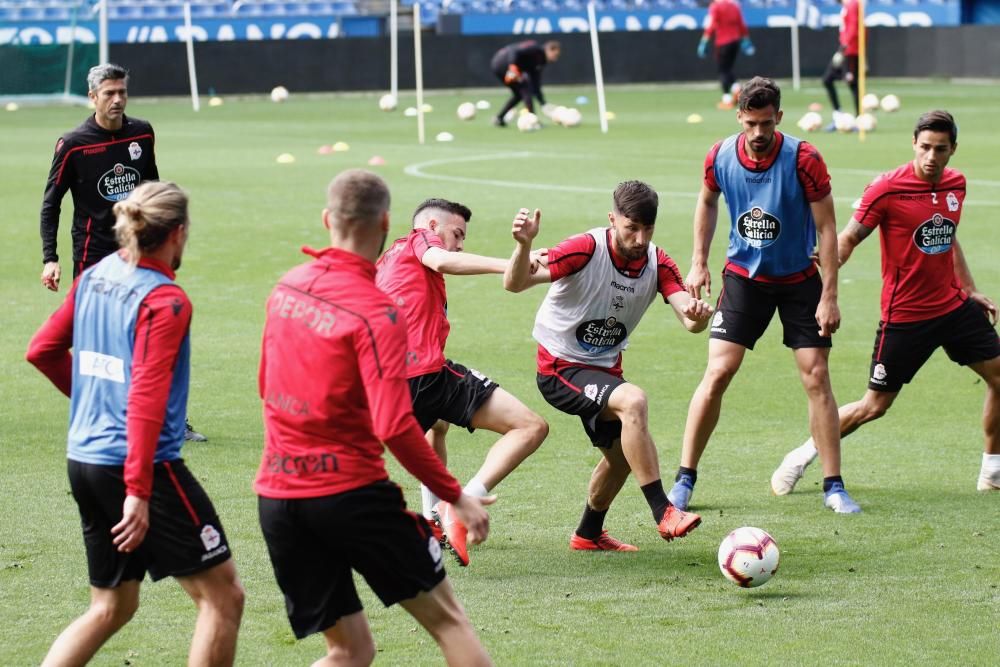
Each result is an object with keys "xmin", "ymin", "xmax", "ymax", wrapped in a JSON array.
[
  {"xmin": 256, "ymin": 169, "xmax": 493, "ymax": 666},
  {"xmin": 375, "ymin": 199, "xmax": 549, "ymax": 566},
  {"xmin": 504, "ymin": 181, "xmax": 712, "ymax": 551},
  {"xmin": 822, "ymin": 0, "xmax": 861, "ymax": 131},
  {"xmin": 38, "ymin": 62, "xmax": 207, "ymax": 441},
  {"xmin": 490, "ymin": 39, "xmax": 561, "ymax": 127},
  {"xmin": 698, "ymin": 0, "xmax": 754, "ymax": 110},
  {"xmin": 772, "ymin": 110, "xmax": 1000, "ymax": 493},
  {"xmin": 26, "ymin": 181, "xmax": 244, "ymax": 666},
  {"xmin": 668, "ymin": 76, "xmax": 861, "ymax": 514}
]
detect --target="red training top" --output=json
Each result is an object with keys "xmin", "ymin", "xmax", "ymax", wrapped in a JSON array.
[
  {"xmin": 840, "ymin": 0, "xmax": 859, "ymax": 56},
  {"xmin": 537, "ymin": 228, "xmax": 686, "ymax": 376},
  {"xmin": 375, "ymin": 229, "xmax": 449, "ymax": 379},
  {"xmin": 255, "ymin": 246, "xmax": 462, "ymax": 502},
  {"xmin": 26, "ymin": 255, "xmax": 191, "ymax": 500},
  {"xmin": 853, "ymin": 163, "xmax": 968, "ymax": 323},
  {"xmin": 704, "ymin": 0, "xmax": 749, "ymax": 48}
]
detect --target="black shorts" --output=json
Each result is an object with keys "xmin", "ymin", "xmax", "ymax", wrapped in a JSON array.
[
  {"xmin": 537, "ymin": 366, "xmax": 627, "ymax": 448},
  {"xmin": 258, "ymin": 481, "xmax": 446, "ymax": 639},
  {"xmin": 68, "ymin": 459, "xmax": 231, "ymax": 588},
  {"xmin": 867, "ymin": 299, "xmax": 1000, "ymax": 392},
  {"xmin": 710, "ymin": 270, "xmax": 832, "ymax": 350},
  {"xmin": 409, "ymin": 359, "xmax": 499, "ymax": 433}
]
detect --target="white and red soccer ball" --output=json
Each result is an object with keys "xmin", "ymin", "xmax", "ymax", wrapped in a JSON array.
[{"xmin": 717, "ymin": 527, "xmax": 780, "ymax": 588}]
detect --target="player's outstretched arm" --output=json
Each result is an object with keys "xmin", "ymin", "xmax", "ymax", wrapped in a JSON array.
[
  {"xmin": 421, "ymin": 247, "xmax": 508, "ymax": 276},
  {"xmin": 837, "ymin": 217, "xmax": 873, "ymax": 267},
  {"xmin": 504, "ymin": 208, "xmax": 550, "ymax": 292},
  {"xmin": 811, "ymin": 194, "xmax": 840, "ymax": 337},
  {"xmin": 686, "ymin": 184, "xmax": 721, "ymax": 300},
  {"xmin": 953, "ymin": 238, "xmax": 999, "ymax": 325},
  {"xmin": 667, "ymin": 290, "xmax": 714, "ymax": 333}
]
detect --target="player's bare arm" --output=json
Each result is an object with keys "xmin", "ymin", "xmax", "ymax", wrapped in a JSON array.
[
  {"xmin": 952, "ymin": 237, "xmax": 999, "ymax": 325},
  {"xmin": 837, "ymin": 217, "xmax": 874, "ymax": 267},
  {"xmin": 504, "ymin": 208, "xmax": 550, "ymax": 291},
  {"xmin": 667, "ymin": 290, "xmax": 714, "ymax": 333},
  {"xmin": 421, "ymin": 246, "xmax": 508, "ymax": 275},
  {"xmin": 686, "ymin": 184, "xmax": 721, "ymax": 299},
  {"xmin": 811, "ymin": 194, "xmax": 840, "ymax": 337}
]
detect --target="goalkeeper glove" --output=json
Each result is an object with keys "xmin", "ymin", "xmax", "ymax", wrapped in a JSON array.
[
  {"xmin": 504, "ymin": 65, "xmax": 522, "ymax": 84},
  {"xmin": 697, "ymin": 37, "xmax": 708, "ymax": 59},
  {"xmin": 741, "ymin": 37, "xmax": 755, "ymax": 56}
]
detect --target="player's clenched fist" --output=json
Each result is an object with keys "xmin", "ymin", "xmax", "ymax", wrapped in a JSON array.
[{"xmin": 512, "ymin": 207, "xmax": 541, "ymax": 244}]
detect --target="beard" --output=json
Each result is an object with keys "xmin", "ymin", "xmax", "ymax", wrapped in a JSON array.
[{"xmin": 614, "ymin": 234, "xmax": 647, "ymax": 260}]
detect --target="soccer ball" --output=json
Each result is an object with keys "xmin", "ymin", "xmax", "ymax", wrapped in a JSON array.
[
  {"xmin": 833, "ymin": 110, "xmax": 857, "ymax": 133},
  {"xmin": 856, "ymin": 112, "xmax": 877, "ymax": 132},
  {"xmin": 378, "ymin": 93, "xmax": 397, "ymax": 111},
  {"xmin": 270, "ymin": 85, "xmax": 289, "ymax": 103},
  {"xmin": 880, "ymin": 94, "xmax": 901, "ymax": 112},
  {"xmin": 456, "ymin": 102, "xmax": 476, "ymax": 121},
  {"xmin": 717, "ymin": 527, "xmax": 780, "ymax": 588},
  {"xmin": 517, "ymin": 112, "xmax": 541, "ymax": 132},
  {"xmin": 861, "ymin": 93, "xmax": 880, "ymax": 112},
  {"xmin": 561, "ymin": 107, "xmax": 582, "ymax": 128},
  {"xmin": 797, "ymin": 111, "xmax": 823, "ymax": 132}
]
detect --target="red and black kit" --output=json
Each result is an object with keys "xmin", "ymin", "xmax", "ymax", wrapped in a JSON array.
[{"xmin": 40, "ymin": 114, "xmax": 158, "ymax": 276}]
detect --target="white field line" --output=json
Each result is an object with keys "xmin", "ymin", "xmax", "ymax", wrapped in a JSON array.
[{"xmin": 403, "ymin": 152, "xmax": 1000, "ymax": 206}]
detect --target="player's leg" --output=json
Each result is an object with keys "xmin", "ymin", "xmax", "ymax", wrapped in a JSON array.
[
  {"xmin": 494, "ymin": 86, "xmax": 522, "ymax": 126},
  {"xmin": 971, "ymin": 355, "xmax": 1000, "ymax": 489},
  {"xmin": 602, "ymin": 383, "xmax": 701, "ymax": 540},
  {"xmin": 716, "ymin": 42, "xmax": 740, "ymax": 109},
  {"xmin": 670, "ymin": 339, "xmax": 747, "ymax": 509},
  {"xmin": 570, "ymin": 440, "xmax": 638, "ymax": 551},
  {"xmin": 315, "ymin": 612, "xmax": 377, "ymax": 667},
  {"xmin": 42, "ymin": 582, "xmax": 140, "ymax": 667},
  {"xmin": 772, "ymin": 389, "xmax": 898, "ymax": 495},
  {"xmin": 846, "ymin": 55, "xmax": 861, "ymax": 115},
  {"xmin": 421, "ymin": 420, "xmax": 450, "ymax": 519},
  {"xmin": 176, "ymin": 559, "xmax": 244, "ymax": 666},
  {"xmin": 399, "ymin": 579, "xmax": 492, "ymax": 667},
  {"xmin": 468, "ymin": 388, "xmax": 549, "ymax": 493}
]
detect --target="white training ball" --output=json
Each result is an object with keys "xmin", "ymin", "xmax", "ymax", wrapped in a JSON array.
[
  {"xmin": 561, "ymin": 108, "xmax": 582, "ymax": 127},
  {"xmin": 856, "ymin": 112, "xmax": 877, "ymax": 132},
  {"xmin": 475, "ymin": 99, "xmax": 491, "ymax": 110},
  {"xmin": 516, "ymin": 111, "xmax": 541, "ymax": 132},
  {"xmin": 834, "ymin": 110, "xmax": 857, "ymax": 133},
  {"xmin": 797, "ymin": 111, "xmax": 823, "ymax": 132},
  {"xmin": 270, "ymin": 85, "xmax": 289, "ymax": 103},
  {"xmin": 503, "ymin": 108, "xmax": 517, "ymax": 124},
  {"xmin": 456, "ymin": 102, "xmax": 476, "ymax": 121},
  {"xmin": 378, "ymin": 93, "xmax": 397, "ymax": 111},
  {"xmin": 880, "ymin": 94, "xmax": 900, "ymax": 113},
  {"xmin": 550, "ymin": 105, "xmax": 568, "ymax": 124},
  {"xmin": 861, "ymin": 93, "xmax": 880, "ymax": 112},
  {"xmin": 718, "ymin": 527, "xmax": 780, "ymax": 588}
]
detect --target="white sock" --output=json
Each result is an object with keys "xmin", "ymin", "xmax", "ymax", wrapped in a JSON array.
[
  {"xmin": 793, "ymin": 438, "xmax": 819, "ymax": 464},
  {"xmin": 982, "ymin": 453, "xmax": 1000, "ymax": 479},
  {"xmin": 421, "ymin": 484, "xmax": 440, "ymax": 518},
  {"xmin": 463, "ymin": 477, "xmax": 489, "ymax": 498}
]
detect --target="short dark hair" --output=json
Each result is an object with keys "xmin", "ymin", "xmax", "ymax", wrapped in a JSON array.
[
  {"xmin": 913, "ymin": 110, "xmax": 957, "ymax": 145},
  {"xmin": 738, "ymin": 76, "xmax": 781, "ymax": 113},
  {"xmin": 613, "ymin": 180, "xmax": 658, "ymax": 226},
  {"xmin": 411, "ymin": 198, "xmax": 472, "ymax": 227}
]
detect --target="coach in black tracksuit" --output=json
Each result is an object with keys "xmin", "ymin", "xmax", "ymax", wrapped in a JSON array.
[
  {"xmin": 490, "ymin": 40, "xmax": 561, "ymax": 127},
  {"xmin": 40, "ymin": 63, "xmax": 158, "ymax": 290}
]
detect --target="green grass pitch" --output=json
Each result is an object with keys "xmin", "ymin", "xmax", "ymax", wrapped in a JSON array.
[{"xmin": 2, "ymin": 79, "xmax": 998, "ymax": 665}]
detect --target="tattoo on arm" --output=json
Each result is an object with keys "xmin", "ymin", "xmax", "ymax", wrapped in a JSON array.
[{"xmin": 847, "ymin": 220, "xmax": 874, "ymax": 243}]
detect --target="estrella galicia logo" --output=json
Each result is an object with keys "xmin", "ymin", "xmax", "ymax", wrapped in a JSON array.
[
  {"xmin": 576, "ymin": 316, "xmax": 627, "ymax": 353},
  {"xmin": 737, "ymin": 206, "xmax": 781, "ymax": 248},
  {"xmin": 912, "ymin": 213, "xmax": 955, "ymax": 255},
  {"xmin": 98, "ymin": 163, "xmax": 141, "ymax": 202}
]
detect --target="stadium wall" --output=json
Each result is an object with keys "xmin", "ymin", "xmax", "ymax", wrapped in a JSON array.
[{"xmin": 112, "ymin": 25, "xmax": 1000, "ymax": 97}]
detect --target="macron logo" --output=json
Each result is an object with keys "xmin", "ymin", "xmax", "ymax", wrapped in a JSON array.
[{"xmin": 79, "ymin": 350, "xmax": 126, "ymax": 383}]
